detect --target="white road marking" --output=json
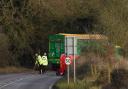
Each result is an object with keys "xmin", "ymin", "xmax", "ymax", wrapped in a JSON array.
[
  {"xmin": 49, "ymin": 81, "xmax": 55, "ymax": 89},
  {"xmin": 49, "ymin": 77, "xmax": 61, "ymax": 89},
  {"xmin": 0, "ymin": 83, "xmax": 9, "ymax": 86},
  {"xmin": 0, "ymin": 78, "xmax": 24, "ymax": 89},
  {"xmin": 0, "ymin": 75, "xmax": 36, "ymax": 89}
]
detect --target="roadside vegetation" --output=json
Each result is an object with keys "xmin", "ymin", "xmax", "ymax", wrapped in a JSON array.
[
  {"xmin": 0, "ymin": 66, "xmax": 32, "ymax": 73},
  {"xmin": 54, "ymin": 45, "xmax": 128, "ymax": 89}
]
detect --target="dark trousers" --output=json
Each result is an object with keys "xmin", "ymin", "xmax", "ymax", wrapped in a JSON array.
[
  {"xmin": 39, "ymin": 65, "xmax": 43, "ymax": 74},
  {"xmin": 39, "ymin": 65, "xmax": 47, "ymax": 74},
  {"xmin": 43, "ymin": 66, "xmax": 47, "ymax": 73}
]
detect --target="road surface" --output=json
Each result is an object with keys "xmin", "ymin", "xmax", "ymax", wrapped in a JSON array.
[{"xmin": 0, "ymin": 71, "xmax": 61, "ymax": 89}]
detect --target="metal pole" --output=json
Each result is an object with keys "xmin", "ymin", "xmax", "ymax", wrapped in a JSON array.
[
  {"xmin": 67, "ymin": 65, "xmax": 70, "ymax": 84},
  {"xmin": 66, "ymin": 37, "xmax": 68, "ymax": 55},
  {"xmin": 73, "ymin": 36, "xmax": 76, "ymax": 83}
]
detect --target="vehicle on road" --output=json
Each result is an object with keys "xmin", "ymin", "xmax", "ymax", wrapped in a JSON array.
[{"xmin": 48, "ymin": 33, "xmax": 108, "ymax": 75}]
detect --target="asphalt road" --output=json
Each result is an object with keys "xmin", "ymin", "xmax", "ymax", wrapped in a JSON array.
[{"xmin": 0, "ymin": 71, "xmax": 61, "ymax": 89}]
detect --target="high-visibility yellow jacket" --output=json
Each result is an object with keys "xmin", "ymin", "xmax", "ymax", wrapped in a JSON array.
[
  {"xmin": 35, "ymin": 55, "xmax": 43, "ymax": 65},
  {"xmin": 42, "ymin": 56, "xmax": 48, "ymax": 66}
]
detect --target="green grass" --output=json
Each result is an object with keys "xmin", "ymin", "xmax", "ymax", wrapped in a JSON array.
[{"xmin": 54, "ymin": 78, "xmax": 101, "ymax": 89}]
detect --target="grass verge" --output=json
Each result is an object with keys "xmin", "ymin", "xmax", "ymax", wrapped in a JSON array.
[
  {"xmin": 0, "ymin": 66, "xmax": 33, "ymax": 74},
  {"xmin": 54, "ymin": 77, "xmax": 101, "ymax": 89}
]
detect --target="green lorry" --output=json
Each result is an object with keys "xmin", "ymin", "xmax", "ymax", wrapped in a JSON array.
[{"xmin": 48, "ymin": 33, "xmax": 108, "ymax": 68}]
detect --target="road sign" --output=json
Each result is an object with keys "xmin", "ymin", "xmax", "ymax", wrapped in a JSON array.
[
  {"xmin": 65, "ymin": 57, "xmax": 71, "ymax": 84},
  {"xmin": 65, "ymin": 57, "xmax": 71, "ymax": 65}
]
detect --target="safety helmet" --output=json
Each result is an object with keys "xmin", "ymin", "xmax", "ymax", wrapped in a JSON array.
[
  {"xmin": 35, "ymin": 53, "xmax": 38, "ymax": 57},
  {"xmin": 44, "ymin": 52, "xmax": 47, "ymax": 56}
]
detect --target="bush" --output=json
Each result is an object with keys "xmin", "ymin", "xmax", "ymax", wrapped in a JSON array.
[
  {"xmin": 0, "ymin": 33, "xmax": 11, "ymax": 67},
  {"xmin": 111, "ymin": 69, "xmax": 128, "ymax": 89},
  {"xmin": 102, "ymin": 68, "xmax": 128, "ymax": 89}
]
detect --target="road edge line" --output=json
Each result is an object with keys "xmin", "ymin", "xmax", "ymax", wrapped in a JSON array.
[{"xmin": 49, "ymin": 77, "xmax": 61, "ymax": 89}]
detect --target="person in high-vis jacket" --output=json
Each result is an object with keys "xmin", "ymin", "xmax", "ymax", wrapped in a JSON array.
[
  {"xmin": 35, "ymin": 53, "xmax": 44, "ymax": 74},
  {"xmin": 42, "ymin": 53, "xmax": 48, "ymax": 73}
]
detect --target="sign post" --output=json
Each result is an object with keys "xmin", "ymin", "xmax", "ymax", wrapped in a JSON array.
[
  {"xmin": 67, "ymin": 65, "xmax": 69, "ymax": 84},
  {"xmin": 73, "ymin": 36, "xmax": 76, "ymax": 83},
  {"xmin": 65, "ymin": 57, "xmax": 71, "ymax": 84}
]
